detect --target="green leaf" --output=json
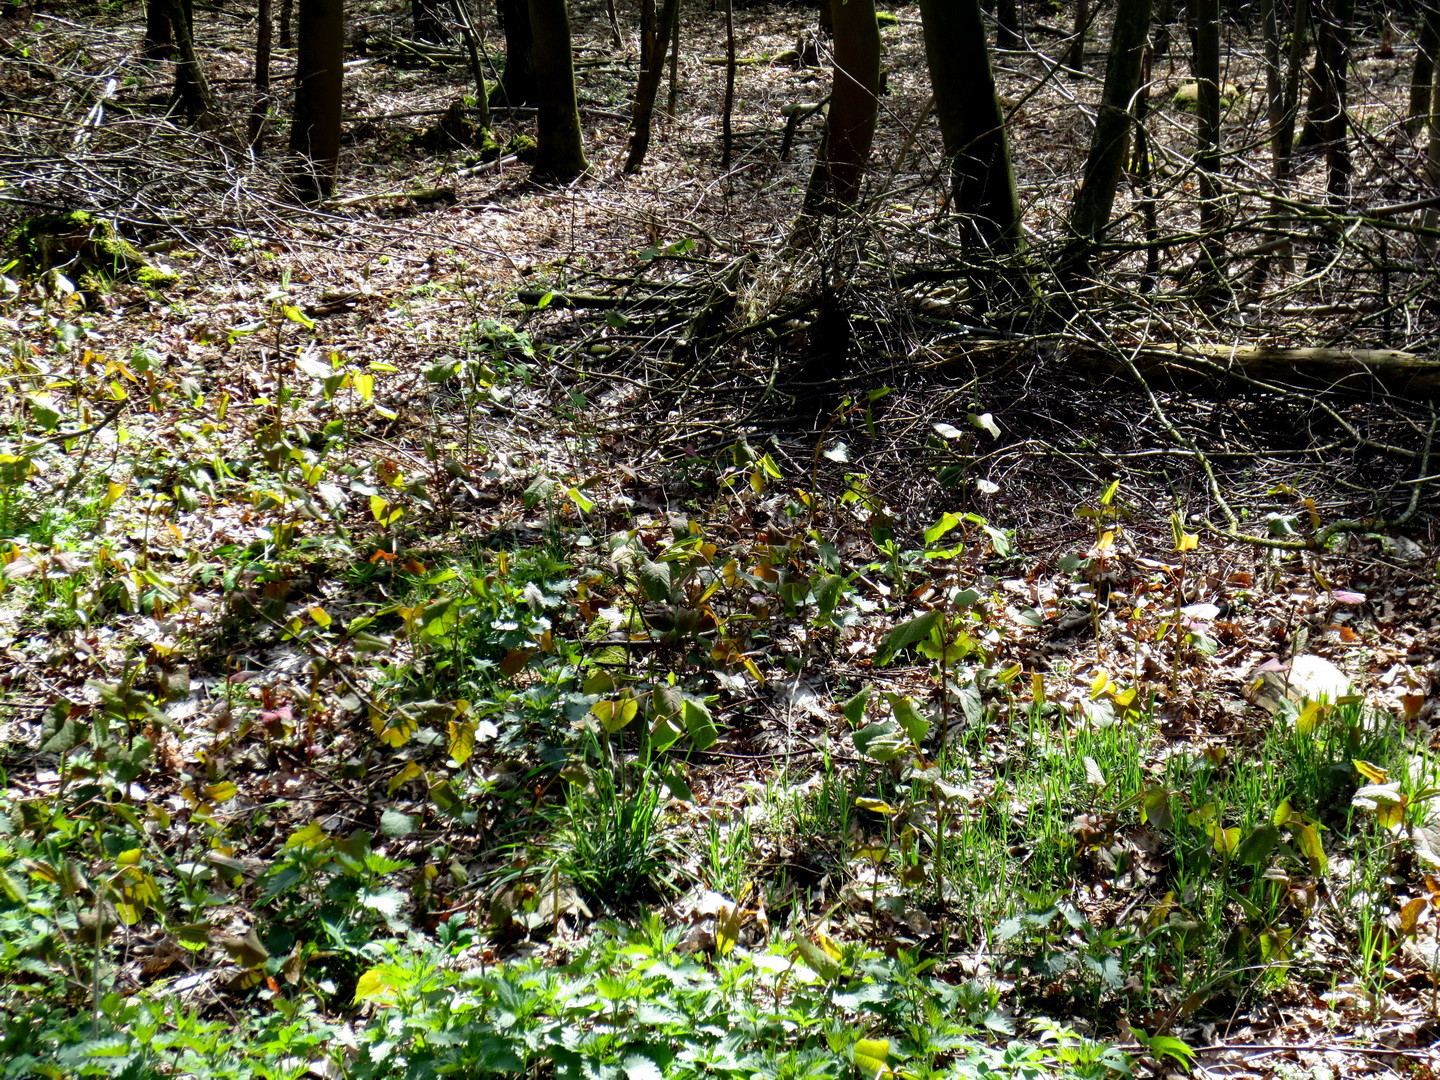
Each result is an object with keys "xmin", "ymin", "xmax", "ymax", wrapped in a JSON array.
[
  {"xmin": 884, "ymin": 693, "xmax": 930, "ymax": 746},
  {"xmin": 812, "ymin": 573, "xmax": 843, "ymax": 618},
  {"xmin": 281, "ymin": 304, "xmax": 316, "ymax": 330},
  {"xmin": 380, "ymin": 809, "xmax": 417, "ymax": 838},
  {"xmin": 842, "ymin": 686, "xmax": 872, "ymax": 727},
  {"xmin": 853, "ymin": 1038, "xmax": 890, "ymax": 1074},
  {"xmin": 1236, "ymin": 824, "xmax": 1280, "ymax": 866},
  {"xmin": 638, "ymin": 559, "xmax": 672, "ymax": 602},
  {"xmin": 924, "ymin": 512, "xmax": 962, "ymax": 545},
  {"xmin": 683, "ymin": 697, "xmax": 718, "ymax": 750},
  {"xmin": 876, "ymin": 609, "xmax": 941, "ymax": 665},
  {"xmin": 853, "ymin": 721, "xmax": 907, "ymax": 762}
]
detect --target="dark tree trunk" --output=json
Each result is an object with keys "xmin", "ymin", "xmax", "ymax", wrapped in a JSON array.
[
  {"xmin": 1153, "ymin": 0, "xmax": 1175, "ymax": 55},
  {"xmin": 996, "ymin": 0, "xmax": 1020, "ymax": 50},
  {"xmin": 1275, "ymin": 0, "xmax": 1308, "ymax": 179},
  {"xmin": 494, "ymin": 0, "xmax": 536, "ymax": 107},
  {"xmin": 1407, "ymin": 4, "xmax": 1439, "ymax": 137},
  {"xmin": 803, "ymin": 0, "xmax": 881, "ymax": 211},
  {"xmin": 289, "ymin": 0, "xmax": 345, "ymax": 203},
  {"xmin": 528, "ymin": 0, "xmax": 588, "ymax": 181},
  {"xmin": 248, "ymin": 0, "xmax": 274, "ymax": 147},
  {"xmin": 917, "ymin": 0, "xmax": 1023, "ymax": 255},
  {"xmin": 625, "ymin": 0, "xmax": 681, "ymax": 173},
  {"xmin": 160, "ymin": 0, "xmax": 219, "ymax": 123},
  {"xmin": 143, "ymin": 0, "xmax": 173, "ymax": 60},
  {"xmin": 413, "ymin": 0, "xmax": 449, "ymax": 42},
  {"xmin": 1067, "ymin": 0, "xmax": 1088, "ymax": 70},
  {"xmin": 1187, "ymin": 0, "xmax": 1224, "ymax": 280},
  {"xmin": 279, "ymin": 0, "xmax": 293, "ymax": 47},
  {"xmin": 639, "ymin": 0, "xmax": 657, "ymax": 77},
  {"xmin": 721, "ymin": 0, "xmax": 736, "ymax": 168},
  {"xmin": 1297, "ymin": 0, "xmax": 1351, "ymax": 201},
  {"xmin": 1068, "ymin": 0, "xmax": 1152, "ymax": 258}
]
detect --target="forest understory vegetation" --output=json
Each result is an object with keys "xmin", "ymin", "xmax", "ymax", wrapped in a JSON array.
[{"xmin": 2, "ymin": 0, "xmax": 1440, "ymax": 1077}]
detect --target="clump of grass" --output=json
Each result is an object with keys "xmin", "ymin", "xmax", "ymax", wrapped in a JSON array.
[{"xmin": 549, "ymin": 764, "xmax": 678, "ymax": 909}]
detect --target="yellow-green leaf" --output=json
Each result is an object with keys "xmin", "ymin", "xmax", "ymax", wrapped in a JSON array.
[
  {"xmin": 204, "ymin": 781, "xmax": 238, "ymax": 804},
  {"xmin": 448, "ymin": 720, "xmax": 477, "ymax": 766},
  {"xmin": 853, "ymin": 1038, "xmax": 890, "ymax": 1076},
  {"xmin": 387, "ymin": 761, "xmax": 424, "ymax": 795}
]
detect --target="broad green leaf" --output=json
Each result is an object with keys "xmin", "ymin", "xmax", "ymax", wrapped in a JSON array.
[
  {"xmin": 1237, "ymin": 824, "xmax": 1280, "ymax": 866},
  {"xmin": 876, "ymin": 609, "xmax": 941, "ymax": 664},
  {"xmin": 853, "ymin": 1038, "xmax": 890, "ymax": 1075},
  {"xmin": 796, "ymin": 936, "xmax": 842, "ymax": 982},
  {"xmin": 380, "ymin": 809, "xmax": 416, "ymax": 838},
  {"xmin": 1293, "ymin": 821, "xmax": 1327, "ymax": 873},
  {"xmin": 842, "ymin": 686, "xmax": 872, "ymax": 727},
  {"xmin": 853, "ymin": 721, "xmax": 907, "ymax": 762},
  {"xmin": 924, "ymin": 512, "xmax": 962, "ymax": 545},
  {"xmin": 638, "ymin": 560, "xmax": 671, "ymax": 602},
  {"xmin": 683, "ymin": 697, "xmax": 718, "ymax": 750},
  {"xmin": 354, "ymin": 965, "xmax": 400, "ymax": 1005},
  {"xmin": 812, "ymin": 573, "xmax": 843, "ymax": 618},
  {"xmin": 593, "ymin": 697, "xmax": 639, "ymax": 734},
  {"xmin": 884, "ymin": 693, "xmax": 930, "ymax": 746}
]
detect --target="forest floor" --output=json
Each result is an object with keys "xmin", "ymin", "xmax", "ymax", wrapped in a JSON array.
[{"xmin": 2, "ymin": 2, "xmax": 1440, "ymax": 1078}]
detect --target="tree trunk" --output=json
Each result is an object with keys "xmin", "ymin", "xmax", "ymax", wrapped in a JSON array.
[
  {"xmin": 918, "ymin": 0, "xmax": 1023, "ymax": 255},
  {"xmin": 803, "ymin": 0, "xmax": 881, "ymax": 211},
  {"xmin": 143, "ymin": 0, "xmax": 173, "ymax": 60},
  {"xmin": 666, "ymin": 3, "xmax": 680, "ymax": 114},
  {"xmin": 639, "ymin": 0, "xmax": 657, "ymax": 78},
  {"xmin": 248, "ymin": 0, "xmax": 273, "ymax": 147},
  {"xmin": 1067, "ymin": 0, "xmax": 1088, "ymax": 70},
  {"xmin": 625, "ymin": 0, "xmax": 681, "ymax": 173},
  {"xmin": 1407, "ymin": 4, "xmax": 1439, "ymax": 138},
  {"xmin": 279, "ymin": 0, "xmax": 293, "ymax": 47},
  {"xmin": 528, "ymin": 0, "xmax": 588, "ymax": 181},
  {"xmin": 721, "ymin": 0, "xmax": 736, "ymax": 168},
  {"xmin": 451, "ymin": 0, "xmax": 491, "ymax": 130},
  {"xmin": 1067, "ymin": 0, "xmax": 1152, "ymax": 260},
  {"xmin": 1275, "ymin": 0, "xmax": 1308, "ymax": 180},
  {"xmin": 1298, "ymin": 0, "xmax": 1352, "ymax": 200},
  {"xmin": 160, "ymin": 0, "xmax": 219, "ymax": 123},
  {"xmin": 1420, "ymin": 63, "xmax": 1440, "ymax": 253},
  {"xmin": 412, "ymin": 0, "xmax": 449, "ymax": 42},
  {"xmin": 494, "ymin": 0, "xmax": 535, "ymax": 107},
  {"xmin": 1153, "ymin": 0, "xmax": 1174, "ymax": 55},
  {"xmin": 1188, "ymin": 0, "xmax": 1223, "ymax": 274},
  {"xmin": 996, "ymin": 0, "xmax": 1020, "ymax": 50},
  {"xmin": 289, "ymin": 0, "xmax": 345, "ymax": 203}
]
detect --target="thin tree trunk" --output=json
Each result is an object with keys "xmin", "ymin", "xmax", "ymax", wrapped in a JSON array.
[
  {"xmin": 604, "ymin": 0, "xmax": 622, "ymax": 49},
  {"xmin": 1153, "ymin": 0, "xmax": 1174, "ymax": 55},
  {"xmin": 1275, "ymin": 0, "xmax": 1308, "ymax": 179},
  {"xmin": 451, "ymin": 0, "xmax": 491, "ymax": 130},
  {"xmin": 1188, "ymin": 0, "xmax": 1223, "ymax": 275},
  {"xmin": 160, "ymin": 0, "xmax": 219, "ymax": 123},
  {"xmin": 1407, "ymin": 4, "xmax": 1439, "ymax": 137},
  {"xmin": 1067, "ymin": 0, "xmax": 1152, "ymax": 263},
  {"xmin": 289, "ymin": 0, "xmax": 345, "ymax": 203},
  {"xmin": 918, "ymin": 0, "xmax": 1024, "ymax": 255},
  {"xmin": 279, "ymin": 0, "xmax": 293, "ymax": 47},
  {"xmin": 528, "ymin": 0, "xmax": 588, "ymax": 181},
  {"xmin": 494, "ymin": 0, "xmax": 535, "ymax": 106},
  {"xmin": 639, "ymin": 0, "xmax": 657, "ymax": 77},
  {"xmin": 248, "ymin": 0, "xmax": 273, "ymax": 147},
  {"xmin": 1262, "ymin": 0, "xmax": 1282, "ymax": 155},
  {"xmin": 803, "ymin": 0, "xmax": 882, "ymax": 212},
  {"xmin": 721, "ymin": 0, "xmax": 736, "ymax": 169},
  {"xmin": 1420, "ymin": 76, "xmax": 1440, "ymax": 254},
  {"xmin": 996, "ymin": 0, "xmax": 1020, "ymax": 50},
  {"xmin": 1067, "ymin": 0, "xmax": 1088, "ymax": 70},
  {"xmin": 143, "ymin": 0, "xmax": 173, "ymax": 60},
  {"xmin": 666, "ymin": 4, "xmax": 680, "ymax": 115},
  {"xmin": 625, "ymin": 0, "xmax": 680, "ymax": 173}
]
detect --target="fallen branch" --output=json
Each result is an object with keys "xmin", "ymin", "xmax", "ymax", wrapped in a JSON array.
[{"xmin": 1134, "ymin": 342, "xmax": 1440, "ymax": 394}]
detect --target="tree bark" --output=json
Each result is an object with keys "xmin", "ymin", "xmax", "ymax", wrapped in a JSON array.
[
  {"xmin": 1187, "ymin": 0, "xmax": 1223, "ymax": 276},
  {"xmin": 494, "ymin": 0, "xmax": 535, "ymax": 107},
  {"xmin": 721, "ymin": 0, "xmax": 736, "ymax": 169},
  {"xmin": 918, "ymin": 0, "xmax": 1023, "ymax": 255},
  {"xmin": 528, "ymin": 0, "xmax": 588, "ymax": 181},
  {"xmin": 143, "ymin": 0, "xmax": 173, "ymax": 60},
  {"xmin": 289, "ymin": 0, "xmax": 345, "ymax": 203},
  {"xmin": 279, "ymin": 0, "xmax": 293, "ymax": 47},
  {"xmin": 625, "ymin": 0, "xmax": 681, "ymax": 173},
  {"xmin": 803, "ymin": 0, "xmax": 881, "ymax": 211},
  {"xmin": 159, "ymin": 0, "xmax": 219, "ymax": 123},
  {"xmin": 996, "ymin": 0, "xmax": 1020, "ymax": 50},
  {"xmin": 1068, "ymin": 0, "xmax": 1152, "ymax": 257},
  {"xmin": 248, "ymin": 0, "xmax": 273, "ymax": 147},
  {"xmin": 1298, "ymin": 0, "xmax": 1352, "ymax": 204},
  {"xmin": 1067, "ymin": 0, "xmax": 1088, "ymax": 70},
  {"xmin": 1407, "ymin": 4, "xmax": 1439, "ymax": 138}
]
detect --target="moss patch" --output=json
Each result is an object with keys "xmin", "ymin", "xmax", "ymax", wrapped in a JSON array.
[{"xmin": 7, "ymin": 210, "xmax": 179, "ymax": 289}]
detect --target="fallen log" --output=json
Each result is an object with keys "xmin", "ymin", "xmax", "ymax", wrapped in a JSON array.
[{"xmin": 1133, "ymin": 343, "xmax": 1440, "ymax": 395}]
